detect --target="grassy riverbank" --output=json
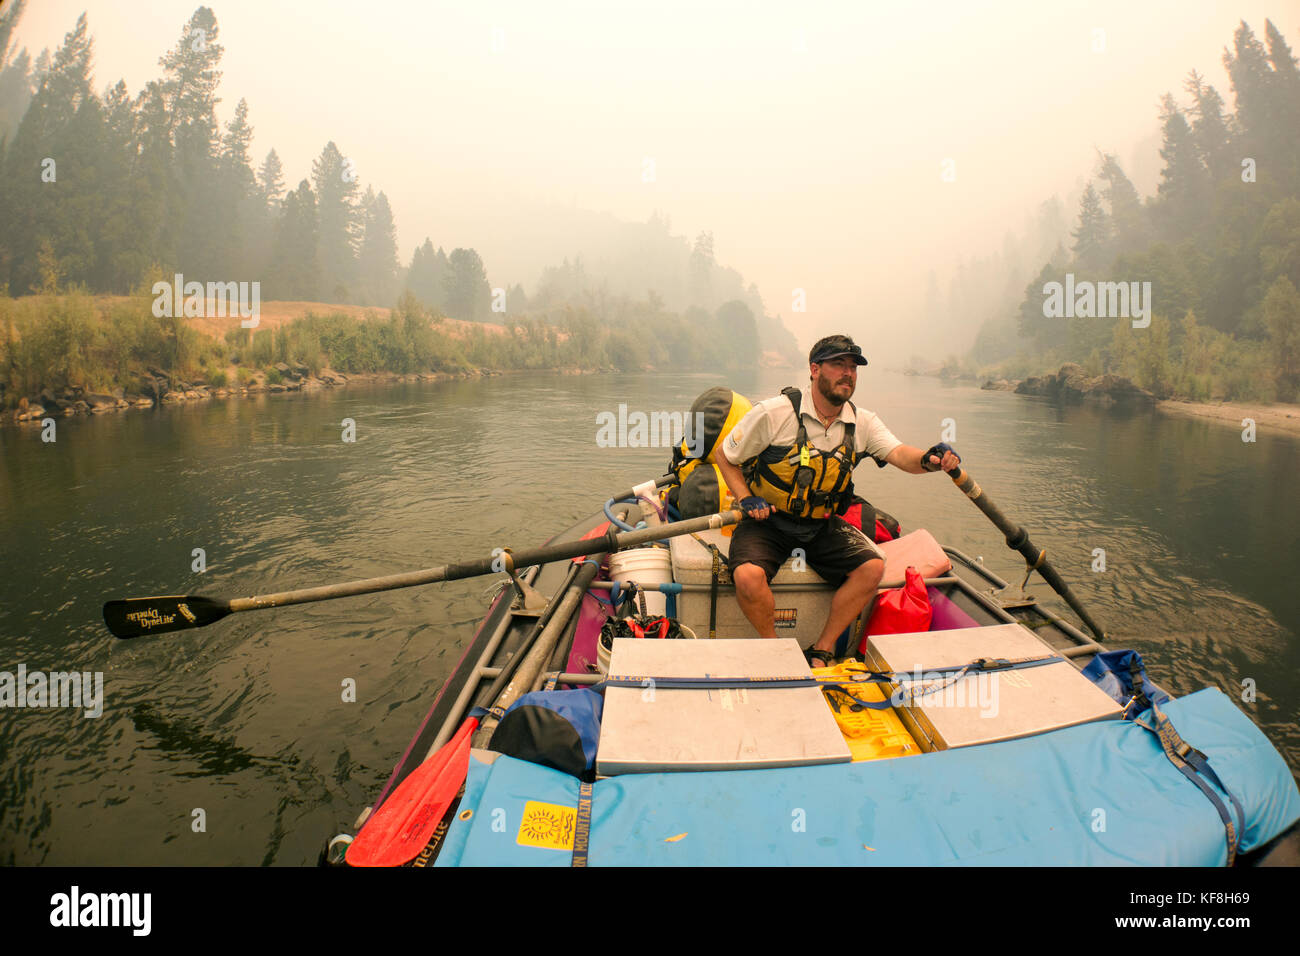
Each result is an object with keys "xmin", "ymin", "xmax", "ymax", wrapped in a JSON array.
[
  {"xmin": 955, "ymin": 308, "xmax": 1295, "ymax": 406},
  {"xmin": 1, "ymin": 289, "xmax": 769, "ymax": 415}
]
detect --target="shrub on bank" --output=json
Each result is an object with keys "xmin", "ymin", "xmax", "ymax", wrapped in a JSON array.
[{"xmin": 1, "ymin": 291, "xmax": 767, "ymax": 408}]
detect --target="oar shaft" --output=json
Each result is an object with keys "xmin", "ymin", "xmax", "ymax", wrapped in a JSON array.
[
  {"xmin": 948, "ymin": 467, "xmax": 1019, "ymax": 544},
  {"xmin": 227, "ymin": 510, "xmax": 742, "ymax": 615},
  {"xmin": 948, "ymin": 467, "xmax": 1107, "ymax": 641}
]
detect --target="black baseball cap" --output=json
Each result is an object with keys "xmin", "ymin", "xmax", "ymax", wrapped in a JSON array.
[{"xmin": 809, "ymin": 334, "xmax": 868, "ymax": 366}]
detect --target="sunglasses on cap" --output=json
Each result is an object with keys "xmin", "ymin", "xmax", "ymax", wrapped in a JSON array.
[{"xmin": 810, "ymin": 343, "xmax": 868, "ymax": 366}]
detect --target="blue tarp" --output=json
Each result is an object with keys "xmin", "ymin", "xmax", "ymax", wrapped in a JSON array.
[{"xmin": 436, "ymin": 687, "xmax": 1299, "ymax": 866}]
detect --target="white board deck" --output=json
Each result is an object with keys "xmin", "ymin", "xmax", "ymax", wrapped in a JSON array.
[
  {"xmin": 864, "ymin": 623, "xmax": 1122, "ymax": 750},
  {"xmin": 596, "ymin": 638, "xmax": 851, "ymax": 774}
]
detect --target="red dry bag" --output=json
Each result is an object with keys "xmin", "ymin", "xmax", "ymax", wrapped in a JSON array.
[{"xmin": 859, "ymin": 566, "xmax": 932, "ymax": 655}]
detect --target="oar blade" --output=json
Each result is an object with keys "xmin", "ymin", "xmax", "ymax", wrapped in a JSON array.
[
  {"xmin": 102, "ymin": 595, "xmax": 230, "ymax": 639},
  {"xmin": 346, "ymin": 717, "xmax": 478, "ymax": 868}
]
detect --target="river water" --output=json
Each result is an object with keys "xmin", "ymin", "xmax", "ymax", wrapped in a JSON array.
[{"xmin": 1, "ymin": 369, "xmax": 1297, "ymax": 864}]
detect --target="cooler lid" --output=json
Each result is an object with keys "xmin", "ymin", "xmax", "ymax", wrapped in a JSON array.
[
  {"xmin": 596, "ymin": 638, "xmax": 851, "ymax": 774},
  {"xmin": 864, "ymin": 623, "xmax": 1123, "ymax": 749},
  {"xmin": 668, "ymin": 528, "xmax": 829, "ymax": 586}
]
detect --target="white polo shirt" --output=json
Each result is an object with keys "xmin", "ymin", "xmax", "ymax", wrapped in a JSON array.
[{"xmin": 720, "ymin": 385, "xmax": 902, "ymax": 467}]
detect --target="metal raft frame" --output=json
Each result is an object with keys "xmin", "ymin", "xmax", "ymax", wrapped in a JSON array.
[{"xmin": 343, "ymin": 504, "xmax": 1300, "ymax": 868}]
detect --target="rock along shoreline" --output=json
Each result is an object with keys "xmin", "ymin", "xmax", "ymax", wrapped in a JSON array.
[
  {"xmin": 6, "ymin": 364, "xmax": 606, "ymax": 426},
  {"xmin": 977, "ymin": 362, "xmax": 1300, "ymax": 437}
]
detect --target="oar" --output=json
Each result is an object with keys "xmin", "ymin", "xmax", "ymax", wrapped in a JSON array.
[
  {"xmin": 946, "ymin": 465, "xmax": 1107, "ymax": 641},
  {"xmin": 102, "ymin": 508, "xmax": 742, "ymax": 639}
]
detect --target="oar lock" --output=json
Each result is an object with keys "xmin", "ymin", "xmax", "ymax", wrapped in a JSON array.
[{"xmin": 497, "ymin": 548, "xmax": 548, "ymax": 615}]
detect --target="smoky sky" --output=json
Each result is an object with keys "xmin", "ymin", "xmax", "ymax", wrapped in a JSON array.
[{"xmin": 12, "ymin": 0, "xmax": 1294, "ymax": 358}]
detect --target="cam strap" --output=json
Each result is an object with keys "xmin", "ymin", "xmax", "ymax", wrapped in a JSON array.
[
  {"xmin": 1127, "ymin": 654, "xmax": 1151, "ymax": 716},
  {"xmin": 602, "ymin": 675, "xmax": 818, "ymax": 689},
  {"xmin": 815, "ymin": 655, "xmax": 1066, "ymax": 709},
  {"xmin": 708, "ymin": 548, "xmax": 720, "ymax": 640},
  {"xmin": 690, "ymin": 532, "xmax": 727, "ymax": 639},
  {"xmin": 570, "ymin": 780, "xmax": 593, "ymax": 867},
  {"xmin": 1134, "ymin": 703, "xmax": 1246, "ymax": 866}
]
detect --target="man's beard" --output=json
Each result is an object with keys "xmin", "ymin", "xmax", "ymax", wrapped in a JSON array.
[{"xmin": 815, "ymin": 371, "xmax": 854, "ymax": 407}]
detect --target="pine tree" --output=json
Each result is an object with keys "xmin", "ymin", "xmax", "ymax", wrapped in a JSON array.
[
  {"xmin": 0, "ymin": 0, "xmax": 33, "ymax": 141},
  {"xmin": 1153, "ymin": 93, "xmax": 1209, "ymax": 240},
  {"xmin": 405, "ymin": 240, "xmax": 432, "ymax": 305},
  {"xmin": 159, "ymin": 7, "xmax": 224, "ymax": 276},
  {"xmin": 159, "ymin": 6, "xmax": 222, "ymax": 135},
  {"xmin": 1223, "ymin": 22, "xmax": 1274, "ymax": 168},
  {"xmin": 211, "ymin": 97, "xmax": 256, "ymax": 277},
  {"xmin": 256, "ymin": 148, "xmax": 284, "ymax": 210},
  {"xmin": 1095, "ymin": 153, "xmax": 1147, "ymax": 255},
  {"xmin": 97, "ymin": 78, "xmax": 145, "ymax": 290},
  {"xmin": 30, "ymin": 47, "xmax": 50, "ymax": 85},
  {"xmin": 1071, "ymin": 183, "xmax": 1111, "ymax": 269},
  {"xmin": 61, "ymin": 94, "xmax": 115, "ymax": 286},
  {"xmin": 244, "ymin": 147, "xmax": 283, "ymax": 287},
  {"xmin": 689, "ymin": 230, "xmax": 714, "ymax": 307},
  {"xmin": 1263, "ymin": 20, "xmax": 1300, "ymax": 179},
  {"xmin": 444, "ymin": 247, "xmax": 490, "ymax": 321},
  {"xmin": 129, "ymin": 80, "xmax": 182, "ymax": 279},
  {"xmin": 270, "ymin": 180, "xmax": 320, "ymax": 300},
  {"xmin": 0, "ymin": 0, "xmax": 27, "ymax": 65},
  {"xmin": 357, "ymin": 188, "xmax": 399, "ymax": 306},
  {"xmin": 20, "ymin": 12, "xmax": 93, "ymax": 136},
  {"xmin": 311, "ymin": 140, "xmax": 360, "ymax": 302},
  {"xmin": 220, "ymin": 98, "xmax": 254, "ymax": 192},
  {"xmin": 404, "ymin": 239, "xmax": 451, "ymax": 310},
  {"xmin": 1183, "ymin": 70, "xmax": 1236, "ymax": 182},
  {"xmin": 507, "ymin": 282, "xmax": 529, "ymax": 314},
  {"xmin": 0, "ymin": 12, "xmax": 95, "ymax": 293}
]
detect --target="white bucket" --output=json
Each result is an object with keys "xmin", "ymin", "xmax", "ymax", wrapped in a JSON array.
[
  {"xmin": 597, "ymin": 630, "xmax": 613, "ymax": 675},
  {"xmin": 607, "ymin": 546, "xmax": 672, "ymax": 617}
]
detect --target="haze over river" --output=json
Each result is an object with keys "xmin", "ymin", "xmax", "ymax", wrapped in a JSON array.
[{"xmin": 2, "ymin": 368, "xmax": 1297, "ymax": 864}]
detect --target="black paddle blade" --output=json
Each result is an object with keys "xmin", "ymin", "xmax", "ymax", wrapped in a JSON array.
[{"xmin": 102, "ymin": 595, "xmax": 231, "ymax": 639}]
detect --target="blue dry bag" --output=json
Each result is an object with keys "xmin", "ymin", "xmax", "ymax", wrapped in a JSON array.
[
  {"xmin": 1081, "ymin": 649, "xmax": 1170, "ymax": 718},
  {"xmin": 488, "ymin": 688, "xmax": 603, "ymax": 778}
]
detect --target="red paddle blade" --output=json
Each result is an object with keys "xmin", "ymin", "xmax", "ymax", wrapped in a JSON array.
[{"xmin": 346, "ymin": 717, "xmax": 478, "ymax": 867}]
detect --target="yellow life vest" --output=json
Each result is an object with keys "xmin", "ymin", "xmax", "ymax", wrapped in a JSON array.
[{"xmin": 743, "ymin": 387, "xmax": 861, "ymax": 519}]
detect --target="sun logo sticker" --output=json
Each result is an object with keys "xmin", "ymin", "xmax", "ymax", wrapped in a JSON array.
[{"xmin": 517, "ymin": 800, "xmax": 577, "ymax": 850}]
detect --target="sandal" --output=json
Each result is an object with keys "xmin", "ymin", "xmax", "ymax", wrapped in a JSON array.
[{"xmin": 805, "ymin": 647, "xmax": 835, "ymax": 668}]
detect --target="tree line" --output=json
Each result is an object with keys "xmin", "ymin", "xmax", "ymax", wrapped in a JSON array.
[
  {"xmin": 974, "ymin": 19, "xmax": 1300, "ymax": 402},
  {"xmin": 0, "ymin": 4, "xmax": 496, "ymax": 313},
  {"xmin": 0, "ymin": 2, "xmax": 783, "ymax": 386}
]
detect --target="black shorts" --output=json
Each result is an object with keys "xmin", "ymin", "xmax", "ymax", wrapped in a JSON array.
[{"xmin": 726, "ymin": 513, "xmax": 883, "ymax": 588}]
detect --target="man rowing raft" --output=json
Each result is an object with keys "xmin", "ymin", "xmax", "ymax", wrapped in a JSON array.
[{"xmin": 713, "ymin": 333, "xmax": 961, "ymax": 665}]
